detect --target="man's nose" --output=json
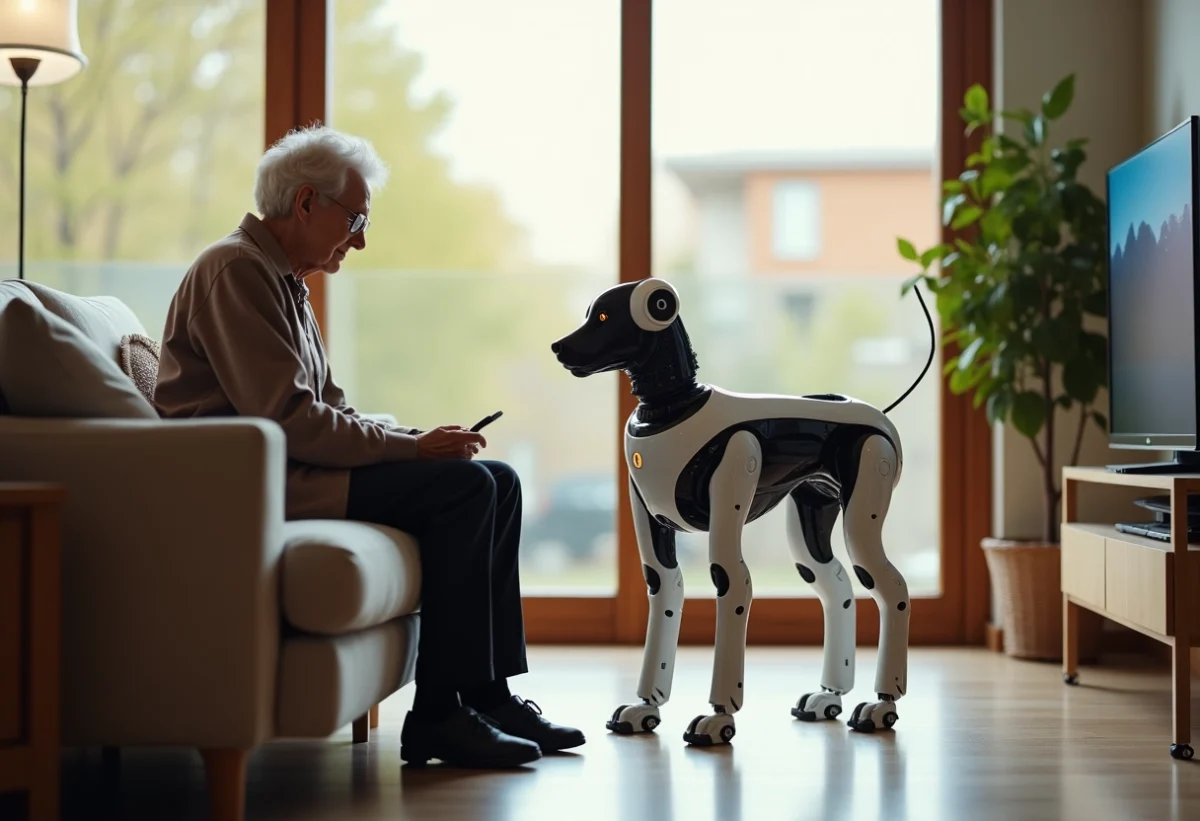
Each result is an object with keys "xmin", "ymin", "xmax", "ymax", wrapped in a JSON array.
[{"xmin": 352, "ymin": 231, "xmax": 367, "ymax": 251}]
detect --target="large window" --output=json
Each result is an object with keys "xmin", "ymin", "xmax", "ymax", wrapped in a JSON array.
[
  {"xmin": 0, "ymin": 0, "xmax": 265, "ymax": 338},
  {"xmin": 652, "ymin": 0, "xmax": 942, "ymax": 597},
  {"xmin": 0, "ymin": 0, "xmax": 992, "ymax": 642},
  {"xmin": 325, "ymin": 0, "xmax": 622, "ymax": 594}
]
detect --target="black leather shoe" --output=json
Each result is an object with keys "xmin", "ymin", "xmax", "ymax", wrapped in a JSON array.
[
  {"xmin": 400, "ymin": 706, "xmax": 542, "ymax": 768},
  {"xmin": 482, "ymin": 695, "xmax": 586, "ymax": 753}
]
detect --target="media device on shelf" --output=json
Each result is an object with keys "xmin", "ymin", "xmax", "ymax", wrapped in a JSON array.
[{"xmin": 1105, "ymin": 115, "xmax": 1200, "ymax": 474}]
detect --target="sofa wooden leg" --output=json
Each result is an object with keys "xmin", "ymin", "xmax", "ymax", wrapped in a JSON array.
[
  {"xmin": 353, "ymin": 712, "xmax": 370, "ymax": 743},
  {"xmin": 369, "ymin": 704, "xmax": 380, "ymax": 729},
  {"xmin": 199, "ymin": 748, "xmax": 250, "ymax": 821}
]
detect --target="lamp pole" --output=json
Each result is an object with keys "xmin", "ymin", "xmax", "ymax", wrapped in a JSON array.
[{"xmin": 9, "ymin": 56, "xmax": 40, "ymax": 281}]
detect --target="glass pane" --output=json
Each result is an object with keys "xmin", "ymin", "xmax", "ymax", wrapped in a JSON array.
[
  {"xmin": 0, "ymin": 0, "xmax": 266, "ymax": 337},
  {"xmin": 327, "ymin": 0, "xmax": 621, "ymax": 594},
  {"xmin": 653, "ymin": 0, "xmax": 942, "ymax": 597}
]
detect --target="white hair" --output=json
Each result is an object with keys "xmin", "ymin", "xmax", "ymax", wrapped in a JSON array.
[{"xmin": 253, "ymin": 124, "xmax": 389, "ymax": 219}]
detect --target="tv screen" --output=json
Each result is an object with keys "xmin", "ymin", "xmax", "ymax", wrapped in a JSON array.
[{"xmin": 1107, "ymin": 119, "xmax": 1197, "ymax": 443}]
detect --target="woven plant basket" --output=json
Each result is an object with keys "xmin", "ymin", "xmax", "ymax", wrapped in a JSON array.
[{"xmin": 982, "ymin": 538, "xmax": 1101, "ymax": 661}]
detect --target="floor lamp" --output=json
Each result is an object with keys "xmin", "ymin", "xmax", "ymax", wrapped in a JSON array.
[{"xmin": 0, "ymin": 0, "xmax": 87, "ymax": 281}]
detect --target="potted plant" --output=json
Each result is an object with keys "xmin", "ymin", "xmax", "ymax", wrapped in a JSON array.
[{"xmin": 897, "ymin": 73, "xmax": 1107, "ymax": 659}]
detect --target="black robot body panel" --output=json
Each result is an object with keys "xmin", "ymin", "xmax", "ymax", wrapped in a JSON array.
[{"xmin": 667, "ymin": 418, "xmax": 883, "ymax": 532}]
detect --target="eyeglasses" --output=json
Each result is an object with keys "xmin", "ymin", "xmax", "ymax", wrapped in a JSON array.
[{"xmin": 321, "ymin": 192, "xmax": 370, "ymax": 234}]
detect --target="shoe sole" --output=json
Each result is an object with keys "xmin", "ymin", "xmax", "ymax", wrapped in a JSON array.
[
  {"xmin": 401, "ymin": 746, "xmax": 543, "ymax": 769},
  {"xmin": 539, "ymin": 733, "xmax": 586, "ymax": 753}
]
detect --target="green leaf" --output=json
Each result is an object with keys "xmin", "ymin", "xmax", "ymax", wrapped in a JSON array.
[
  {"xmin": 957, "ymin": 336, "xmax": 986, "ymax": 371},
  {"xmin": 898, "ymin": 238, "xmax": 919, "ymax": 261},
  {"xmin": 981, "ymin": 164, "xmax": 1014, "ymax": 197},
  {"xmin": 1042, "ymin": 73, "xmax": 1075, "ymax": 120},
  {"xmin": 920, "ymin": 244, "xmax": 951, "ymax": 268},
  {"xmin": 943, "ymin": 179, "xmax": 964, "ymax": 193},
  {"xmin": 900, "ymin": 272, "xmax": 930, "ymax": 296},
  {"xmin": 951, "ymin": 206, "xmax": 983, "ymax": 230},
  {"xmin": 1001, "ymin": 108, "xmax": 1033, "ymax": 126},
  {"xmin": 1011, "ymin": 391, "xmax": 1046, "ymax": 439},
  {"xmin": 1092, "ymin": 411, "xmax": 1108, "ymax": 431},
  {"xmin": 965, "ymin": 83, "xmax": 989, "ymax": 116},
  {"xmin": 943, "ymin": 193, "xmax": 968, "ymax": 227},
  {"xmin": 986, "ymin": 391, "xmax": 1012, "ymax": 426},
  {"xmin": 1025, "ymin": 115, "xmax": 1046, "ymax": 146}
]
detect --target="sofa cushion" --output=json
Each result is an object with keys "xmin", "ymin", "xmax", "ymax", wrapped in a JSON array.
[
  {"xmin": 16, "ymin": 279, "xmax": 148, "ymax": 366},
  {"xmin": 281, "ymin": 520, "xmax": 422, "ymax": 636},
  {"xmin": 276, "ymin": 615, "xmax": 419, "ymax": 738},
  {"xmin": 0, "ymin": 299, "xmax": 158, "ymax": 419}
]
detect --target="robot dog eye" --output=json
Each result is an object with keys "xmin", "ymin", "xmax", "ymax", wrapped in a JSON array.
[{"xmin": 599, "ymin": 312, "xmax": 608, "ymax": 322}]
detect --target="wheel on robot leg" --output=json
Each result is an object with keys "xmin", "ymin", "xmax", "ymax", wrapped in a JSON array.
[
  {"xmin": 1063, "ymin": 673, "xmax": 1079, "ymax": 685},
  {"xmin": 791, "ymin": 690, "xmax": 843, "ymax": 722},
  {"xmin": 606, "ymin": 701, "xmax": 662, "ymax": 735},
  {"xmin": 683, "ymin": 710, "xmax": 736, "ymax": 746},
  {"xmin": 847, "ymin": 697, "xmax": 899, "ymax": 733},
  {"xmin": 1169, "ymin": 743, "xmax": 1194, "ymax": 761}
]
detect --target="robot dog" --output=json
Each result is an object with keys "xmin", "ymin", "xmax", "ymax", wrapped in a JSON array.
[{"xmin": 550, "ymin": 277, "xmax": 932, "ymax": 746}]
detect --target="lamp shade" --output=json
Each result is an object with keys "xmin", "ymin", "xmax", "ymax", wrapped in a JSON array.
[{"xmin": 0, "ymin": 0, "xmax": 87, "ymax": 87}]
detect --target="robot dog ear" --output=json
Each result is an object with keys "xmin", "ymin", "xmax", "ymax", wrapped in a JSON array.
[{"xmin": 630, "ymin": 278, "xmax": 679, "ymax": 331}]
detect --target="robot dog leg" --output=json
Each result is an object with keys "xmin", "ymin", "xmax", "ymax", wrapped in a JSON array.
[
  {"xmin": 842, "ymin": 433, "xmax": 909, "ymax": 733},
  {"xmin": 786, "ymin": 487, "xmax": 856, "ymax": 722},
  {"xmin": 607, "ymin": 478, "xmax": 684, "ymax": 735},
  {"xmin": 683, "ymin": 429, "xmax": 760, "ymax": 747}
]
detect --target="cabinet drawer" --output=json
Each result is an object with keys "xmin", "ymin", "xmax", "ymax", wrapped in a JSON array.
[
  {"xmin": 1061, "ymin": 525, "xmax": 1106, "ymax": 608},
  {"xmin": 1105, "ymin": 540, "xmax": 1169, "ymax": 634}
]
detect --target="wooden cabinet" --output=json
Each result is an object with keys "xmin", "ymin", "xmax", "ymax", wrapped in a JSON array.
[
  {"xmin": 0, "ymin": 483, "xmax": 66, "ymax": 820},
  {"xmin": 1061, "ymin": 467, "xmax": 1197, "ymax": 761}
]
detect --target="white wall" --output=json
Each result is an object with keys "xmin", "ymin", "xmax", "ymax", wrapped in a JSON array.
[
  {"xmin": 989, "ymin": 0, "xmax": 1157, "ymax": 624},
  {"xmin": 1147, "ymin": 0, "xmax": 1200, "ymax": 134}
]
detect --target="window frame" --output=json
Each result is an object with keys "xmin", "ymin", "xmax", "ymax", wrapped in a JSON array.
[{"xmin": 279, "ymin": 0, "xmax": 995, "ymax": 646}]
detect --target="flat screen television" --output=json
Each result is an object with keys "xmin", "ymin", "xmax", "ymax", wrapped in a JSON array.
[{"xmin": 1106, "ymin": 116, "xmax": 1200, "ymax": 474}]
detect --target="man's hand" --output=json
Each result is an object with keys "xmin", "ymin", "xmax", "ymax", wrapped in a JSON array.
[{"xmin": 415, "ymin": 425, "xmax": 487, "ymax": 460}]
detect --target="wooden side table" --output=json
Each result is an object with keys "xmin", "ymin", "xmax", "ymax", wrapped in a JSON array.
[
  {"xmin": 1060, "ymin": 467, "xmax": 1198, "ymax": 760},
  {"xmin": 0, "ymin": 483, "xmax": 66, "ymax": 820}
]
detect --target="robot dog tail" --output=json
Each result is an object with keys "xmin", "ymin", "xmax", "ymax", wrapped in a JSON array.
[{"xmin": 882, "ymin": 283, "xmax": 935, "ymax": 416}]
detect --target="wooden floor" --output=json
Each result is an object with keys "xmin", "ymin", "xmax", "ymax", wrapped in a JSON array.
[{"xmin": 17, "ymin": 646, "xmax": 1200, "ymax": 820}]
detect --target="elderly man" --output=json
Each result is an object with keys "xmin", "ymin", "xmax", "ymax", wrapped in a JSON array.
[{"xmin": 154, "ymin": 125, "xmax": 584, "ymax": 769}]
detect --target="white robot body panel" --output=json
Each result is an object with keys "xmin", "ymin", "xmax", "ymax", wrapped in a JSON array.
[{"xmin": 623, "ymin": 386, "xmax": 902, "ymax": 535}]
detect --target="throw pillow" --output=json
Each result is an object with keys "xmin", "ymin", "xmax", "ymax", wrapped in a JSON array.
[
  {"xmin": 119, "ymin": 333, "xmax": 161, "ymax": 406},
  {"xmin": 0, "ymin": 299, "xmax": 158, "ymax": 419}
]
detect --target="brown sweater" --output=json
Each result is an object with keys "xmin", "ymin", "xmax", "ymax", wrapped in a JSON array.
[{"xmin": 154, "ymin": 213, "xmax": 419, "ymax": 519}]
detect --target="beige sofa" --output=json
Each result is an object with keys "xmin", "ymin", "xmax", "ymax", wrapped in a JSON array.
[{"xmin": 0, "ymin": 279, "xmax": 422, "ymax": 821}]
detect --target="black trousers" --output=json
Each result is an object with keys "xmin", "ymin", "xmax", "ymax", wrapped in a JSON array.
[{"xmin": 345, "ymin": 459, "xmax": 528, "ymax": 692}]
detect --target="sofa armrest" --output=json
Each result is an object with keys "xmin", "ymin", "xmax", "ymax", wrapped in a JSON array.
[{"xmin": 0, "ymin": 417, "xmax": 286, "ymax": 749}]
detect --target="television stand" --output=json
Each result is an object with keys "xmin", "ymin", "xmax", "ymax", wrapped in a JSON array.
[
  {"xmin": 1107, "ymin": 450, "xmax": 1200, "ymax": 474},
  {"xmin": 1061, "ymin": 466, "xmax": 1198, "ymax": 760}
]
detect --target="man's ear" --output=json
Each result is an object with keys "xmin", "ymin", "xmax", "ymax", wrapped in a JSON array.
[{"xmin": 295, "ymin": 185, "xmax": 317, "ymax": 223}]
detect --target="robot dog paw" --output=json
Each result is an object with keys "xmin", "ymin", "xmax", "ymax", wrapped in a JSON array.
[
  {"xmin": 683, "ymin": 712, "xmax": 736, "ymax": 746},
  {"xmin": 846, "ymin": 699, "xmax": 899, "ymax": 733},
  {"xmin": 791, "ymin": 691, "xmax": 843, "ymax": 722},
  {"xmin": 606, "ymin": 702, "xmax": 661, "ymax": 735}
]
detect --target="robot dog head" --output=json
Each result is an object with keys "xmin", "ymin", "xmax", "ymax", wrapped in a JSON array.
[{"xmin": 551, "ymin": 278, "xmax": 680, "ymax": 377}]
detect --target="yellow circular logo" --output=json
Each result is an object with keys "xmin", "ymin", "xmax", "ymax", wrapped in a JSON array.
[{"xmin": 632, "ymin": 452, "xmax": 643, "ymax": 469}]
